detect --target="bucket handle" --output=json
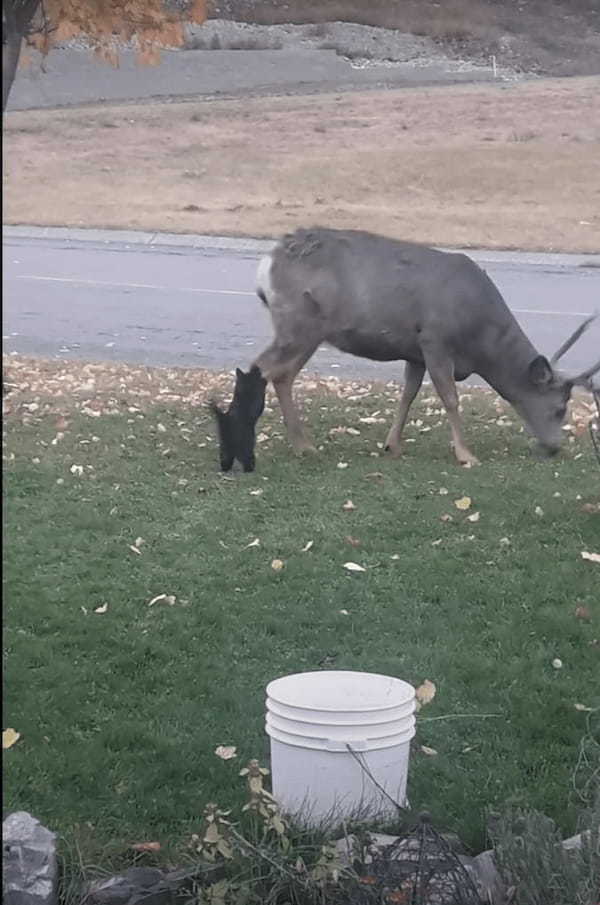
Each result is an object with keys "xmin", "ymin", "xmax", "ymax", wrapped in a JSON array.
[{"xmin": 325, "ymin": 738, "xmax": 368, "ymax": 752}]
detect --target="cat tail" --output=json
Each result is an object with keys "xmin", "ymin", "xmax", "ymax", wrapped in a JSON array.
[{"xmin": 209, "ymin": 399, "xmax": 227, "ymax": 426}]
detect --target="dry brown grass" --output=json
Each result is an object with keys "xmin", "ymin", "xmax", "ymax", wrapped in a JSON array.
[{"xmin": 3, "ymin": 76, "xmax": 600, "ymax": 252}]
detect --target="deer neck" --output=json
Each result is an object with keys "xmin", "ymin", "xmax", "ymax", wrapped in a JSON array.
[{"xmin": 477, "ymin": 323, "xmax": 539, "ymax": 404}]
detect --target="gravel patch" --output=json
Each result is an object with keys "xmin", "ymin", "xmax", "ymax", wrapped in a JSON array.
[
  {"xmin": 185, "ymin": 19, "xmax": 515, "ymax": 76},
  {"xmin": 187, "ymin": 19, "xmax": 433, "ymax": 60}
]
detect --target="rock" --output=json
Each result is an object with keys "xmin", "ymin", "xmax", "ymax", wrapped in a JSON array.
[
  {"xmin": 86, "ymin": 868, "xmax": 171, "ymax": 905},
  {"xmin": 3, "ymin": 811, "xmax": 58, "ymax": 905},
  {"xmin": 164, "ymin": 865, "xmax": 224, "ymax": 897},
  {"xmin": 334, "ymin": 833, "xmax": 360, "ymax": 866},
  {"xmin": 460, "ymin": 849, "xmax": 506, "ymax": 905},
  {"xmin": 365, "ymin": 832, "xmax": 401, "ymax": 851},
  {"xmin": 335, "ymin": 832, "xmax": 402, "ymax": 866},
  {"xmin": 440, "ymin": 831, "xmax": 467, "ymax": 854},
  {"xmin": 86, "ymin": 864, "xmax": 224, "ymax": 905}
]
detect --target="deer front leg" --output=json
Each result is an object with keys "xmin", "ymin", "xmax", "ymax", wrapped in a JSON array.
[
  {"xmin": 254, "ymin": 340, "xmax": 318, "ymax": 455},
  {"xmin": 385, "ymin": 361, "xmax": 426, "ymax": 457},
  {"xmin": 422, "ymin": 349, "xmax": 480, "ymax": 466},
  {"xmin": 272, "ymin": 372, "xmax": 316, "ymax": 454}
]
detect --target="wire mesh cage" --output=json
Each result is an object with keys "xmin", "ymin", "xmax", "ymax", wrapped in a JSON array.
[{"xmin": 344, "ymin": 812, "xmax": 483, "ymax": 905}]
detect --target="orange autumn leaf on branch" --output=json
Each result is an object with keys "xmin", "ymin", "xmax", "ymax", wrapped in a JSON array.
[
  {"xmin": 3, "ymin": 0, "xmax": 208, "ymax": 109},
  {"xmin": 31, "ymin": 0, "xmax": 206, "ymax": 57}
]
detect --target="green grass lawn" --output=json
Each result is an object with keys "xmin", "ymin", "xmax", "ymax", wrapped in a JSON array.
[{"xmin": 3, "ymin": 357, "xmax": 599, "ymax": 869}]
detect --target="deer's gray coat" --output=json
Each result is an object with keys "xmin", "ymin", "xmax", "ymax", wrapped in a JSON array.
[{"xmin": 254, "ymin": 228, "xmax": 599, "ymax": 463}]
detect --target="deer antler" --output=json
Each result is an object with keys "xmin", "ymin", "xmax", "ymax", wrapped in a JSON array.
[
  {"xmin": 572, "ymin": 357, "xmax": 600, "ymax": 388},
  {"xmin": 550, "ymin": 313, "xmax": 597, "ymax": 365}
]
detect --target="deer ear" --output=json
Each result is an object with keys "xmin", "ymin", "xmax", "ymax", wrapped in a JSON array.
[
  {"xmin": 528, "ymin": 355, "xmax": 554, "ymax": 388},
  {"xmin": 235, "ymin": 367, "xmax": 244, "ymax": 380}
]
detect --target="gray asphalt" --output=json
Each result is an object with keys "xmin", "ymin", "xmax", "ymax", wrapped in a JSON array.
[
  {"xmin": 3, "ymin": 234, "xmax": 600, "ymax": 384},
  {"xmin": 7, "ymin": 46, "xmax": 497, "ymax": 111}
]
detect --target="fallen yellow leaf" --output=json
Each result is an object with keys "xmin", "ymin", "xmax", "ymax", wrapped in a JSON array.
[
  {"xmin": 246, "ymin": 538, "xmax": 260, "ymax": 548},
  {"xmin": 271, "ymin": 559, "xmax": 284, "ymax": 571},
  {"xmin": 2, "ymin": 728, "xmax": 21, "ymax": 749},
  {"xmin": 342, "ymin": 499, "xmax": 356, "ymax": 511},
  {"xmin": 301, "ymin": 541, "xmax": 314, "ymax": 552},
  {"xmin": 581, "ymin": 551, "xmax": 600, "ymax": 564},
  {"xmin": 415, "ymin": 680, "xmax": 437, "ymax": 711},
  {"xmin": 215, "ymin": 745, "xmax": 237, "ymax": 760},
  {"xmin": 94, "ymin": 603, "xmax": 108, "ymax": 614},
  {"xmin": 467, "ymin": 512, "xmax": 480, "ymax": 523},
  {"xmin": 421, "ymin": 745, "xmax": 438, "ymax": 756},
  {"xmin": 454, "ymin": 496, "xmax": 472, "ymax": 511},
  {"xmin": 343, "ymin": 562, "xmax": 366, "ymax": 573},
  {"xmin": 148, "ymin": 594, "xmax": 176, "ymax": 607}
]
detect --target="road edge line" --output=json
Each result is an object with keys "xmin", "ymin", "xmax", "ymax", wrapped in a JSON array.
[{"xmin": 3, "ymin": 224, "xmax": 600, "ymax": 268}]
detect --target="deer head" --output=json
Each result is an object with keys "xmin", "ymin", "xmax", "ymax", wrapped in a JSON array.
[{"xmin": 514, "ymin": 314, "xmax": 600, "ymax": 455}]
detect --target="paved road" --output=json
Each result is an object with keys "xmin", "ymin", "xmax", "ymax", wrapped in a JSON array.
[
  {"xmin": 7, "ymin": 47, "xmax": 497, "ymax": 112},
  {"xmin": 3, "ymin": 234, "xmax": 600, "ymax": 384}
]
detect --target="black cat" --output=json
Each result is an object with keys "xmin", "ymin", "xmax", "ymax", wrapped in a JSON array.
[{"xmin": 210, "ymin": 365, "xmax": 267, "ymax": 473}]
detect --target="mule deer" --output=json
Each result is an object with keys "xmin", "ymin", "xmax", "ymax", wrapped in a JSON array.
[
  {"xmin": 253, "ymin": 227, "xmax": 599, "ymax": 464},
  {"xmin": 210, "ymin": 365, "xmax": 267, "ymax": 472}
]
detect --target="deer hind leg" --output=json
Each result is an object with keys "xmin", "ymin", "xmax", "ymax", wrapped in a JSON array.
[
  {"xmin": 384, "ymin": 361, "xmax": 426, "ymax": 457},
  {"xmin": 421, "ymin": 347, "xmax": 480, "ymax": 466},
  {"xmin": 253, "ymin": 340, "xmax": 319, "ymax": 454}
]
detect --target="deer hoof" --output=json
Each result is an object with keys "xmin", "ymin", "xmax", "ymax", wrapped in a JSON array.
[
  {"xmin": 384, "ymin": 442, "xmax": 402, "ymax": 459},
  {"xmin": 457, "ymin": 453, "xmax": 480, "ymax": 467},
  {"xmin": 292, "ymin": 441, "xmax": 318, "ymax": 456}
]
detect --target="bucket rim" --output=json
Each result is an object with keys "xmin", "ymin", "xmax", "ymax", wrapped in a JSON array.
[
  {"xmin": 266, "ymin": 695, "xmax": 415, "ymax": 727},
  {"xmin": 266, "ymin": 711, "xmax": 415, "ymax": 742},
  {"xmin": 266, "ymin": 670, "xmax": 415, "ymax": 714}
]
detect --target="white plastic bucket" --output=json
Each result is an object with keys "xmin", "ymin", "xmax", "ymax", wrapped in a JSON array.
[{"xmin": 265, "ymin": 670, "xmax": 416, "ymax": 823}]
